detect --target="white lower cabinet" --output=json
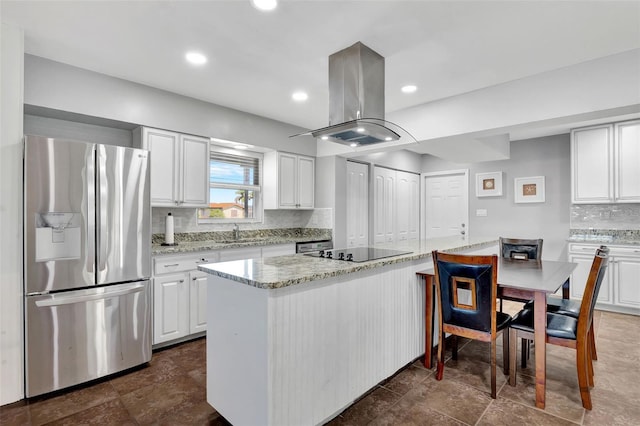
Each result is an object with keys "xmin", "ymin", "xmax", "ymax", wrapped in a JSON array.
[
  {"xmin": 153, "ymin": 252, "xmax": 218, "ymax": 345},
  {"xmin": 153, "ymin": 243, "xmax": 296, "ymax": 345},
  {"xmin": 153, "ymin": 272, "xmax": 190, "ymax": 344},
  {"xmin": 189, "ymin": 270, "xmax": 209, "ymax": 334},
  {"xmin": 568, "ymin": 243, "xmax": 640, "ymax": 314}
]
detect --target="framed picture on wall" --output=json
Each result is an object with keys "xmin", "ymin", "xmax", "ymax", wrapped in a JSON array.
[
  {"xmin": 475, "ymin": 172, "xmax": 503, "ymax": 197},
  {"xmin": 514, "ymin": 176, "xmax": 545, "ymax": 203}
]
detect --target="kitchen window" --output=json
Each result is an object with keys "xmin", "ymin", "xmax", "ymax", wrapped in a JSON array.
[{"xmin": 197, "ymin": 146, "xmax": 262, "ymax": 223}]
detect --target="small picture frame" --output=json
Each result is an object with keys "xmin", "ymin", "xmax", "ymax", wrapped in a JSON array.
[
  {"xmin": 514, "ymin": 176, "xmax": 545, "ymax": 203},
  {"xmin": 476, "ymin": 172, "xmax": 503, "ymax": 197}
]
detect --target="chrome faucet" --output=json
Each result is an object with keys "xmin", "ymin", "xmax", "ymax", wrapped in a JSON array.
[{"xmin": 233, "ymin": 223, "xmax": 240, "ymax": 240}]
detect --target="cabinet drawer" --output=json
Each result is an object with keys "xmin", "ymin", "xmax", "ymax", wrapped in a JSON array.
[
  {"xmin": 568, "ymin": 243, "xmax": 605, "ymax": 254},
  {"xmin": 568, "ymin": 243, "xmax": 640, "ymax": 258},
  {"xmin": 154, "ymin": 253, "xmax": 218, "ymax": 275}
]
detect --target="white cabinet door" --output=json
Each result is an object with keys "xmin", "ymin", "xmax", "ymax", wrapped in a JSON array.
[
  {"xmin": 189, "ymin": 270, "xmax": 208, "ymax": 334},
  {"xmin": 571, "ymin": 124, "xmax": 614, "ymax": 203},
  {"xmin": 407, "ymin": 173, "xmax": 420, "ymax": 241},
  {"xmin": 568, "ymin": 253, "xmax": 613, "ymax": 304},
  {"xmin": 297, "ymin": 156, "xmax": 315, "ymax": 209},
  {"xmin": 614, "ymin": 120, "xmax": 640, "ymax": 202},
  {"xmin": 144, "ymin": 128, "xmax": 180, "ymax": 206},
  {"xmin": 153, "ymin": 273, "xmax": 189, "ymax": 344},
  {"xmin": 180, "ymin": 134, "xmax": 209, "ymax": 207},
  {"xmin": 613, "ymin": 255, "xmax": 640, "ymax": 309},
  {"xmin": 277, "ymin": 153, "xmax": 298, "ymax": 208},
  {"xmin": 346, "ymin": 161, "xmax": 369, "ymax": 248}
]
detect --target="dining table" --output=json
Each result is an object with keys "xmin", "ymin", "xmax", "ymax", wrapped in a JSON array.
[{"xmin": 416, "ymin": 257, "xmax": 578, "ymax": 409}]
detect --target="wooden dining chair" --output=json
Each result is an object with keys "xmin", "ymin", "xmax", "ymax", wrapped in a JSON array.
[
  {"xmin": 498, "ymin": 237, "xmax": 544, "ymax": 312},
  {"xmin": 432, "ymin": 251, "xmax": 512, "ymax": 398},
  {"xmin": 521, "ymin": 246, "xmax": 610, "ymax": 366},
  {"xmin": 508, "ymin": 249, "xmax": 609, "ymax": 410},
  {"xmin": 499, "ymin": 237, "xmax": 543, "ymax": 262}
]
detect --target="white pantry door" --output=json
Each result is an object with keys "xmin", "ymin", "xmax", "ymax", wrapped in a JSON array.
[
  {"xmin": 346, "ymin": 161, "xmax": 369, "ymax": 247},
  {"xmin": 422, "ymin": 170, "xmax": 469, "ymax": 239}
]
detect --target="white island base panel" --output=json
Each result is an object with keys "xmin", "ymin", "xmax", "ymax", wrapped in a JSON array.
[{"xmin": 206, "ymin": 258, "xmax": 427, "ymax": 426}]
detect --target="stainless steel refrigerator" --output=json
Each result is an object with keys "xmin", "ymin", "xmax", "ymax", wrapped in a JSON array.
[{"xmin": 24, "ymin": 135, "xmax": 152, "ymax": 397}]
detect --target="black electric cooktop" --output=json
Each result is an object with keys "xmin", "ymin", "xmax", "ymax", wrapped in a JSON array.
[{"xmin": 304, "ymin": 247, "xmax": 412, "ymax": 263}]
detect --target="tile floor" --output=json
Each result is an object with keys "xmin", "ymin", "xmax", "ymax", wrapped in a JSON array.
[{"xmin": 1, "ymin": 305, "xmax": 639, "ymax": 425}]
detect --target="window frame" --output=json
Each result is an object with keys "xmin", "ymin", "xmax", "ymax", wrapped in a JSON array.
[{"xmin": 197, "ymin": 145, "xmax": 263, "ymax": 224}]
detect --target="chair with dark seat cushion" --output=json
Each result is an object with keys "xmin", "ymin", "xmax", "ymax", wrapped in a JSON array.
[
  {"xmin": 432, "ymin": 251, "xmax": 511, "ymax": 399},
  {"xmin": 522, "ymin": 246, "xmax": 609, "ymax": 363},
  {"xmin": 508, "ymin": 249, "xmax": 609, "ymax": 410}
]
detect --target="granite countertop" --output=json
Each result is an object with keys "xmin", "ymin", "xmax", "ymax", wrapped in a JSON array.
[
  {"xmin": 152, "ymin": 235, "xmax": 319, "ymax": 255},
  {"xmin": 152, "ymin": 228, "xmax": 333, "ymax": 255},
  {"xmin": 567, "ymin": 229, "xmax": 640, "ymax": 246},
  {"xmin": 198, "ymin": 236, "xmax": 498, "ymax": 290}
]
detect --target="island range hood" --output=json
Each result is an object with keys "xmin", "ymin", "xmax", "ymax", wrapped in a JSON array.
[{"xmin": 294, "ymin": 42, "xmax": 412, "ymax": 147}]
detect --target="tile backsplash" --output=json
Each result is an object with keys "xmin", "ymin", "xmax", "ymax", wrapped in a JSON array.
[
  {"xmin": 570, "ymin": 204, "xmax": 640, "ymax": 230},
  {"xmin": 152, "ymin": 207, "xmax": 333, "ymax": 234}
]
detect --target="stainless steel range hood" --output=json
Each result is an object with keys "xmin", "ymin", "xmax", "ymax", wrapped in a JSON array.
[{"xmin": 293, "ymin": 42, "xmax": 413, "ymax": 147}]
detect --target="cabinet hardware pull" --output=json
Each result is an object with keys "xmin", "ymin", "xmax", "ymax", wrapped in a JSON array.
[
  {"xmin": 164, "ymin": 263, "xmax": 180, "ymax": 267},
  {"xmin": 179, "ymin": 279, "xmax": 184, "ymax": 283},
  {"xmin": 193, "ymin": 277, "xmax": 197, "ymax": 281}
]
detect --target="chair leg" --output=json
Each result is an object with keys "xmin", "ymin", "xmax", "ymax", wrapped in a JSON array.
[
  {"xmin": 587, "ymin": 338, "xmax": 595, "ymax": 388},
  {"xmin": 508, "ymin": 328, "xmax": 517, "ymax": 386},
  {"xmin": 491, "ymin": 339, "xmax": 497, "ymax": 399},
  {"xmin": 436, "ymin": 332, "xmax": 445, "ymax": 380},
  {"xmin": 589, "ymin": 323, "xmax": 598, "ymax": 361},
  {"xmin": 502, "ymin": 329, "xmax": 510, "ymax": 376},
  {"xmin": 452, "ymin": 335, "xmax": 458, "ymax": 361},
  {"xmin": 576, "ymin": 342, "xmax": 593, "ymax": 410}
]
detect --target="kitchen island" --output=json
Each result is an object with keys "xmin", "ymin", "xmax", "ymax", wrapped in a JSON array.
[{"xmin": 199, "ymin": 236, "xmax": 497, "ymax": 426}]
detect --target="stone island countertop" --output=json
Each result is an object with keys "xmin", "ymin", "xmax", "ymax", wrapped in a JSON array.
[{"xmin": 198, "ymin": 235, "xmax": 497, "ymax": 289}]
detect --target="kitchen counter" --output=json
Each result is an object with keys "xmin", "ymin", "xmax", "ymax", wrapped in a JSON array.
[
  {"xmin": 151, "ymin": 228, "xmax": 332, "ymax": 255},
  {"xmin": 198, "ymin": 235, "xmax": 497, "ymax": 289},
  {"xmin": 202, "ymin": 236, "xmax": 497, "ymax": 425},
  {"xmin": 567, "ymin": 229, "xmax": 640, "ymax": 246}
]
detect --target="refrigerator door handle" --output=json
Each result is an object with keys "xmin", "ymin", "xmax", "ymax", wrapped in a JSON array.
[
  {"xmin": 35, "ymin": 283, "xmax": 146, "ymax": 307},
  {"xmin": 86, "ymin": 147, "xmax": 96, "ymax": 278},
  {"xmin": 96, "ymin": 146, "xmax": 108, "ymax": 276}
]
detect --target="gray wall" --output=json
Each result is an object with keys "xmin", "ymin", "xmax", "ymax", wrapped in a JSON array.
[
  {"xmin": 24, "ymin": 55, "xmax": 316, "ymax": 156},
  {"xmin": 422, "ymin": 134, "xmax": 571, "ymax": 260},
  {"xmin": 352, "ymin": 149, "xmax": 422, "ymax": 174}
]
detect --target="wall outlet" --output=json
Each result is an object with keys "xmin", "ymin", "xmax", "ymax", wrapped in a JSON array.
[{"xmin": 476, "ymin": 209, "xmax": 488, "ymax": 217}]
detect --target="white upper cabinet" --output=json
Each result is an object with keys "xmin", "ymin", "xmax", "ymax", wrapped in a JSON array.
[
  {"xmin": 614, "ymin": 120, "xmax": 640, "ymax": 202},
  {"xmin": 134, "ymin": 127, "xmax": 209, "ymax": 207},
  {"xmin": 571, "ymin": 120, "xmax": 640, "ymax": 204},
  {"xmin": 264, "ymin": 151, "xmax": 315, "ymax": 209}
]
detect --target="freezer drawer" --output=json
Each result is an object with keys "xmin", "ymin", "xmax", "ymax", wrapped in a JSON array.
[{"xmin": 25, "ymin": 281, "xmax": 152, "ymax": 397}]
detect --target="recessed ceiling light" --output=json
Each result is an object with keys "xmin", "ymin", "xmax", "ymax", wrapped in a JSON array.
[
  {"xmin": 356, "ymin": 127, "xmax": 365, "ymax": 133},
  {"xmin": 350, "ymin": 143, "xmax": 358, "ymax": 147},
  {"xmin": 320, "ymin": 136, "xmax": 329, "ymax": 141},
  {"xmin": 185, "ymin": 51, "xmax": 207, "ymax": 65},
  {"xmin": 384, "ymin": 137, "xmax": 393, "ymax": 141},
  {"xmin": 401, "ymin": 85, "xmax": 417, "ymax": 94},
  {"xmin": 251, "ymin": 0, "xmax": 277, "ymax": 11},
  {"xmin": 292, "ymin": 91, "xmax": 308, "ymax": 102}
]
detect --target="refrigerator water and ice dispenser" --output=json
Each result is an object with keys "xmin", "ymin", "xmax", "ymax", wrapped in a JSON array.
[{"xmin": 35, "ymin": 212, "xmax": 81, "ymax": 261}]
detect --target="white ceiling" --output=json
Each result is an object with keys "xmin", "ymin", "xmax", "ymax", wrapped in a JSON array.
[{"xmin": 2, "ymin": 0, "xmax": 640, "ymax": 149}]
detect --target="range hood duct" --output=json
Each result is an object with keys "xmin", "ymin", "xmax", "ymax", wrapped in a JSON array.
[{"xmin": 293, "ymin": 42, "xmax": 414, "ymax": 147}]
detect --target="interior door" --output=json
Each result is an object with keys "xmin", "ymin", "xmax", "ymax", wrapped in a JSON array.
[
  {"xmin": 423, "ymin": 170, "xmax": 469, "ymax": 239},
  {"xmin": 346, "ymin": 161, "xmax": 369, "ymax": 247}
]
